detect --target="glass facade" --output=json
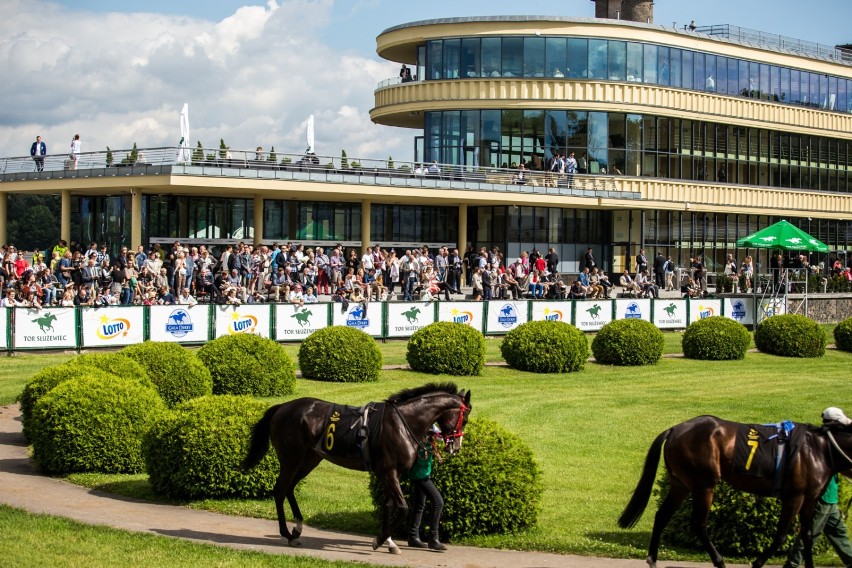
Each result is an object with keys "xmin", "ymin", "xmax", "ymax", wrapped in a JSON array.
[
  {"xmin": 421, "ymin": 36, "xmax": 852, "ymax": 113},
  {"xmin": 424, "ymin": 109, "xmax": 852, "ymax": 192}
]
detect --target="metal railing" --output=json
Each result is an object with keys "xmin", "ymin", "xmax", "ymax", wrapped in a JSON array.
[{"xmin": 695, "ymin": 24, "xmax": 852, "ymax": 64}]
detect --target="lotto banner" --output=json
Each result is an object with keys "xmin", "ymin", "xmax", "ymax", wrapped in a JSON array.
[
  {"xmin": 436, "ymin": 302, "xmax": 485, "ymax": 332},
  {"xmin": 688, "ymin": 298, "xmax": 723, "ymax": 325},
  {"xmin": 150, "ymin": 304, "xmax": 211, "ymax": 343},
  {"xmin": 14, "ymin": 307, "xmax": 77, "ymax": 349},
  {"xmin": 331, "ymin": 302, "xmax": 383, "ymax": 336},
  {"xmin": 614, "ymin": 298, "xmax": 652, "ymax": 322},
  {"xmin": 653, "ymin": 299, "xmax": 688, "ymax": 329},
  {"xmin": 484, "ymin": 300, "xmax": 527, "ymax": 334},
  {"xmin": 214, "ymin": 304, "xmax": 271, "ymax": 338},
  {"xmin": 723, "ymin": 297, "xmax": 754, "ymax": 326},
  {"xmin": 81, "ymin": 306, "xmax": 144, "ymax": 347},
  {"xmin": 276, "ymin": 303, "xmax": 329, "ymax": 340},
  {"xmin": 386, "ymin": 301, "xmax": 436, "ymax": 338},
  {"xmin": 530, "ymin": 301, "xmax": 571, "ymax": 324},
  {"xmin": 573, "ymin": 299, "xmax": 613, "ymax": 331}
]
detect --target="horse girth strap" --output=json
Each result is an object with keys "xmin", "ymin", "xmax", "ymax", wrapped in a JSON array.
[{"xmin": 825, "ymin": 430, "xmax": 852, "ymax": 472}]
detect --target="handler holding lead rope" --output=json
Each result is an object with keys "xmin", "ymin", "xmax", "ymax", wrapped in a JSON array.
[{"xmin": 407, "ymin": 424, "xmax": 446, "ymax": 551}]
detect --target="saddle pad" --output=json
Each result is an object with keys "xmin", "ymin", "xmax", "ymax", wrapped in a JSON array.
[
  {"xmin": 733, "ymin": 422, "xmax": 804, "ymax": 483},
  {"xmin": 315, "ymin": 402, "xmax": 384, "ymax": 469}
]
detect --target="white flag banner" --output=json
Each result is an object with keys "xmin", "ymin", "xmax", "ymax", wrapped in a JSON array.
[
  {"xmin": 386, "ymin": 301, "xmax": 435, "ymax": 338},
  {"xmin": 150, "ymin": 304, "xmax": 210, "ymax": 343},
  {"xmin": 573, "ymin": 300, "xmax": 613, "ymax": 331},
  {"xmin": 275, "ymin": 303, "xmax": 329, "ymax": 340},
  {"xmin": 214, "ymin": 304, "xmax": 271, "ymax": 338},
  {"xmin": 14, "ymin": 307, "xmax": 76, "ymax": 349},
  {"xmin": 81, "ymin": 306, "xmax": 144, "ymax": 347}
]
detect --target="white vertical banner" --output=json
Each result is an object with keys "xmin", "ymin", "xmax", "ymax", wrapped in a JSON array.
[
  {"xmin": 0, "ymin": 308, "xmax": 7, "ymax": 349},
  {"xmin": 386, "ymin": 301, "xmax": 435, "ymax": 338},
  {"xmin": 81, "ymin": 306, "xmax": 144, "ymax": 347},
  {"xmin": 573, "ymin": 300, "xmax": 613, "ymax": 331},
  {"xmin": 214, "ymin": 304, "xmax": 271, "ymax": 338},
  {"xmin": 614, "ymin": 298, "xmax": 652, "ymax": 322},
  {"xmin": 653, "ymin": 299, "xmax": 688, "ymax": 329},
  {"xmin": 723, "ymin": 297, "xmax": 754, "ymax": 326},
  {"xmin": 757, "ymin": 297, "xmax": 787, "ymax": 323},
  {"xmin": 276, "ymin": 303, "xmax": 329, "ymax": 340},
  {"xmin": 330, "ymin": 302, "xmax": 384, "ymax": 336},
  {"xmin": 688, "ymin": 298, "xmax": 723, "ymax": 325},
  {"xmin": 530, "ymin": 301, "xmax": 572, "ymax": 323},
  {"xmin": 150, "ymin": 305, "xmax": 210, "ymax": 343},
  {"xmin": 14, "ymin": 307, "xmax": 77, "ymax": 349},
  {"xmin": 484, "ymin": 300, "xmax": 527, "ymax": 334},
  {"xmin": 436, "ymin": 301, "xmax": 484, "ymax": 332}
]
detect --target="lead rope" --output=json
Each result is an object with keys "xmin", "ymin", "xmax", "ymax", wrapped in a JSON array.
[{"xmin": 826, "ymin": 430, "xmax": 852, "ymax": 520}]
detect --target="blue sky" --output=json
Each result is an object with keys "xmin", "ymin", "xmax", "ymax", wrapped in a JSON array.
[{"xmin": 5, "ymin": 0, "xmax": 850, "ymax": 162}]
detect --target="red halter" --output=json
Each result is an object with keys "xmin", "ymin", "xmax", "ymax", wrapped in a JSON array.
[{"xmin": 441, "ymin": 401, "xmax": 469, "ymax": 453}]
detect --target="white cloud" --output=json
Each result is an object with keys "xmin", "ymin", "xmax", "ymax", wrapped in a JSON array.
[{"xmin": 0, "ymin": 0, "xmax": 413, "ymax": 163}]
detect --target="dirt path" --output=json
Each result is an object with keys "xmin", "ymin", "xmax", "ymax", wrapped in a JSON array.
[{"xmin": 0, "ymin": 404, "xmax": 785, "ymax": 567}]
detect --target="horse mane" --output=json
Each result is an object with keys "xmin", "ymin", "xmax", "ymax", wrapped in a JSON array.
[{"xmin": 386, "ymin": 382, "xmax": 459, "ymax": 404}]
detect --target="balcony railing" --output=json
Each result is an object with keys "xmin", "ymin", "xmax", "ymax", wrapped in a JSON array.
[{"xmin": 695, "ymin": 24, "xmax": 852, "ymax": 64}]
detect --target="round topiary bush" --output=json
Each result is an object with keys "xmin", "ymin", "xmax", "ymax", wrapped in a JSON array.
[
  {"xmin": 119, "ymin": 341, "xmax": 212, "ymax": 406},
  {"xmin": 142, "ymin": 395, "xmax": 278, "ymax": 499},
  {"xmin": 833, "ymin": 317, "xmax": 852, "ymax": 353},
  {"xmin": 19, "ymin": 363, "xmax": 141, "ymax": 442},
  {"xmin": 682, "ymin": 316, "xmax": 752, "ymax": 361},
  {"xmin": 369, "ymin": 417, "xmax": 542, "ymax": 540},
  {"xmin": 501, "ymin": 320, "xmax": 588, "ymax": 373},
  {"xmin": 592, "ymin": 319, "xmax": 664, "ymax": 366},
  {"xmin": 31, "ymin": 373, "xmax": 165, "ymax": 474},
  {"xmin": 69, "ymin": 353, "xmax": 149, "ymax": 383},
  {"xmin": 407, "ymin": 322, "xmax": 485, "ymax": 376},
  {"xmin": 299, "ymin": 326, "xmax": 382, "ymax": 382},
  {"xmin": 754, "ymin": 314, "xmax": 826, "ymax": 358},
  {"xmin": 197, "ymin": 334, "xmax": 295, "ymax": 396}
]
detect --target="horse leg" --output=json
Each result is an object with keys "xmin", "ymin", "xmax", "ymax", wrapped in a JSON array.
[
  {"xmin": 285, "ymin": 454, "xmax": 323, "ymax": 545},
  {"xmin": 690, "ymin": 488, "xmax": 725, "ymax": 568},
  {"xmin": 373, "ymin": 471, "xmax": 407, "ymax": 555},
  {"xmin": 752, "ymin": 496, "xmax": 805, "ymax": 568},
  {"xmin": 647, "ymin": 478, "xmax": 690, "ymax": 568},
  {"xmin": 272, "ymin": 471, "xmax": 295, "ymax": 542}
]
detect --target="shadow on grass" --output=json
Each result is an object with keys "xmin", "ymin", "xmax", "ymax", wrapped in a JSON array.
[{"xmin": 308, "ymin": 510, "xmax": 379, "ymax": 534}]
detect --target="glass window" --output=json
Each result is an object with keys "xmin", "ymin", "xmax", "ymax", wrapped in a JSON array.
[
  {"xmin": 809, "ymin": 72, "xmax": 819, "ymax": 107},
  {"xmin": 656, "ymin": 46, "xmax": 669, "ymax": 86},
  {"xmin": 443, "ymin": 39, "xmax": 460, "ymax": 79},
  {"xmin": 545, "ymin": 37, "xmax": 567, "ymax": 78},
  {"xmin": 608, "ymin": 40, "xmax": 626, "ymax": 80},
  {"xmin": 626, "ymin": 42, "xmax": 642, "ymax": 82},
  {"xmin": 748, "ymin": 62, "xmax": 759, "ymax": 98},
  {"xmin": 681, "ymin": 50, "xmax": 693, "ymax": 90},
  {"xmin": 820, "ymin": 74, "xmax": 829, "ymax": 109},
  {"xmin": 460, "ymin": 110, "xmax": 480, "ymax": 167},
  {"xmin": 523, "ymin": 37, "xmax": 545, "ymax": 77},
  {"xmin": 670, "ymin": 48, "xmax": 681, "ymax": 88},
  {"xmin": 522, "ymin": 110, "xmax": 545, "ymax": 168},
  {"xmin": 502, "ymin": 37, "xmax": 523, "ymax": 77},
  {"xmin": 779, "ymin": 67, "xmax": 790, "ymax": 102},
  {"xmin": 501, "ymin": 109, "xmax": 523, "ymax": 166},
  {"xmin": 704, "ymin": 54, "xmax": 717, "ymax": 92},
  {"xmin": 566, "ymin": 37, "xmax": 588, "ymax": 79},
  {"xmin": 643, "ymin": 43, "xmax": 657, "ymax": 84},
  {"xmin": 738, "ymin": 59, "xmax": 750, "ymax": 97},
  {"xmin": 588, "ymin": 112, "xmax": 608, "ymax": 173},
  {"xmin": 759, "ymin": 63, "xmax": 770, "ymax": 100},
  {"xmin": 770, "ymin": 66, "xmax": 780, "ymax": 102},
  {"xmin": 417, "ymin": 44, "xmax": 425, "ymax": 82},
  {"xmin": 461, "ymin": 38, "xmax": 480, "ymax": 78},
  {"xmin": 427, "ymin": 40, "xmax": 443, "ymax": 80},
  {"xmin": 481, "ymin": 38, "xmax": 501, "ymax": 78},
  {"xmin": 588, "ymin": 39, "xmax": 608, "ymax": 80},
  {"xmin": 839, "ymin": 79, "xmax": 847, "ymax": 113},
  {"xmin": 565, "ymin": 111, "xmax": 588, "ymax": 156},
  {"xmin": 692, "ymin": 51, "xmax": 704, "ymax": 91},
  {"xmin": 829, "ymin": 76, "xmax": 838, "ymax": 110},
  {"xmin": 727, "ymin": 57, "xmax": 738, "ymax": 96},
  {"xmin": 480, "ymin": 110, "xmax": 501, "ymax": 168},
  {"xmin": 715, "ymin": 56, "xmax": 727, "ymax": 94},
  {"xmin": 545, "ymin": 110, "xmax": 567, "ymax": 160},
  {"xmin": 790, "ymin": 69, "xmax": 801, "ymax": 104}
]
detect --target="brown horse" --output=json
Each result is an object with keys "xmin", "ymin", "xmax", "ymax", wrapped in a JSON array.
[
  {"xmin": 243, "ymin": 382, "xmax": 471, "ymax": 554},
  {"xmin": 618, "ymin": 415, "xmax": 852, "ymax": 568}
]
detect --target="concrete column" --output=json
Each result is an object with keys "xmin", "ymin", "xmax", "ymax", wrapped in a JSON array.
[
  {"xmin": 130, "ymin": 189, "xmax": 143, "ymax": 250},
  {"xmin": 0, "ymin": 192, "xmax": 7, "ymax": 246},
  {"xmin": 253, "ymin": 195, "xmax": 263, "ymax": 246},
  {"xmin": 360, "ymin": 200, "xmax": 371, "ymax": 254},
  {"xmin": 60, "ymin": 189, "xmax": 71, "ymax": 246},
  {"xmin": 457, "ymin": 203, "xmax": 468, "ymax": 255}
]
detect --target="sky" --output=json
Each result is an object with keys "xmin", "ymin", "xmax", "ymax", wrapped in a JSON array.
[{"xmin": 3, "ymin": 0, "xmax": 849, "ymax": 164}]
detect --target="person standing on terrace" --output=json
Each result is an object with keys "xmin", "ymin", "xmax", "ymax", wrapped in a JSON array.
[{"xmin": 30, "ymin": 136, "xmax": 47, "ymax": 171}]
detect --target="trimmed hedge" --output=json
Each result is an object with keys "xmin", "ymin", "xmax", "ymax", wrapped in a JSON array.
[
  {"xmin": 501, "ymin": 320, "xmax": 588, "ymax": 373},
  {"xmin": 31, "ymin": 374, "xmax": 165, "ymax": 474},
  {"xmin": 370, "ymin": 417, "xmax": 542, "ymax": 540},
  {"xmin": 592, "ymin": 319, "xmax": 664, "ymax": 366},
  {"xmin": 198, "ymin": 334, "xmax": 295, "ymax": 396},
  {"xmin": 299, "ymin": 326, "xmax": 382, "ymax": 382},
  {"xmin": 143, "ymin": 395, "xmax": 278, "ymax": 499},
  {"xmin": 833, "ymin": 317, "xmax": 852, "ymax": 353},
  {"xmin": 682, "ymin": 316, "xmax": 752, "ymax": 361},
  {"xmin": 119, "ymin": 341, "xmax": 212, "ymax": 406},
  {"xmin": 407, "ymin": 322, "xmax": 485, "ymax": 376},
  {"xmin": 754, "ymin": 314, "xmax": 826, "ymax": 358},
  {"xmin": 69, "ymin": 353, "xmax": 148, "ymax": 383}
]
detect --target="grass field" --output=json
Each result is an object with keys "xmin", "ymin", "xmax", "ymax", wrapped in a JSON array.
[{"xmin": 3, "ymin": 328, "xmax": 850, "ymax": 566}]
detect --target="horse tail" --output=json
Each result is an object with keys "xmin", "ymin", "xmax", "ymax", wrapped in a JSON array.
[
  {"xmin": 618, "ymin": 428, "xmax": 672, "ymax": 529},
  {"xmin": 242, "ymin": 404, "xmax": 280, "ymax": 471}
]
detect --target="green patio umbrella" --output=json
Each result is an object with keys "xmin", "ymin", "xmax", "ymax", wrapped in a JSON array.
[{"xmin": 735, "ymin": 219, "xmax": 829, "ymax": 253}]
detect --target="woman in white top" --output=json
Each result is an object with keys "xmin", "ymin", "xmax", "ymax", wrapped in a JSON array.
[{"xmin": 70, "ymin": 134, "xmax": 81, "ymax": 163}]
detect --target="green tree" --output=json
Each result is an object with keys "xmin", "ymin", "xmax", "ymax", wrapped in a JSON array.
[
  {"xmin": 341, "ymin": 149, "xmax": 348, "ymax": 169},
  {"xmin": 7, "ymin": 200, "xmax": 59, "ymax": 251},
  {"xmin": 267, "ymin": 146, "xmax": 277, "ymax": 163},
  {"xmin": 105, "ymin": 147, "xmax": 113, "ymax": 167},
  {"xmin": 219, "ymin": 138, "xmax": 227, "ymax": 159},
  {"xmin": 191, "ymin": 141, "xmax": 204, "ymax": 162},
  {"xmin": 387, "ymin": 156, "xmax": 394, "ymax": 169}
]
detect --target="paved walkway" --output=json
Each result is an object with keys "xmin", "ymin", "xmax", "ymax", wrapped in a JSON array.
[{"xmin": 0, "ymin": 403, "xmax": 785, "ymax": 567}]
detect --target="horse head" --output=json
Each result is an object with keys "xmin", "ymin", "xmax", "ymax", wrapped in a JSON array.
[
  {"xmin": 821, "ymin": 421, "xmax": 852, "ymax": 474},
  {"xmin": 435, "ymin": 389, "xmax": 472, "ymax": 455},
  {"xmin": 386, "ymin": 383, "xmax": 472, "ymax": 455}
]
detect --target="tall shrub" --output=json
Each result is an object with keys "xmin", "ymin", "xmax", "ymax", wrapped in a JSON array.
[
  {"xmin": 198, "ymin": 334, "xmax": 295, "ymax": 396},
  {"xmin": 754, "ymin": 314, "xmax": 826, "ymax": 358},
  {"xmin": 592, "ymin": 319, "xmax": 664, "ymax": 366},
  {"xmin": 407, "ymin": 322, "xmax": 485, "ymax": 376},
  {"xmin": 501, "ymin": 320, "xmax": 588, "ymax": 373},
  {"xmin": 299, "ymin": 326, "xmax": 382, "ymax": 382},
  {"xmin": 119, "ymin": 342, "xmax": 212, "ymax": 407},
  {"xmin": 682, "ymin": 316, "xmax": 751, "ymax": 361}
]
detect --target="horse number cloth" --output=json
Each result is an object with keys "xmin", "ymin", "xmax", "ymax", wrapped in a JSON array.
[
  {"xmin": 315, "ymin": 402, "xmax": 384, "ymax": 470},
  {"xmin": 733, "ymin": 421, "xmax": 804, "ymax": 494}
]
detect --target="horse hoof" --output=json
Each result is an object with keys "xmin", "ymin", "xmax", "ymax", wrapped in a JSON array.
[
  {"xmin": 288, "ymin": 539, "xmax": 302, "ymax": 548},
  {"xmin": 291, "ymin": 528, "xmax": 302, "ymax": 540},
  {"xmin": 372, "ymin": 537, "xmax": 380, "ymax": 551},
  {"xmin": 389, "ymin": 545, "xmax": 401, "ymax": 555}
]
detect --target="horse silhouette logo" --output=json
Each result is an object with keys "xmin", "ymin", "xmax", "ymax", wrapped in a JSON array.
[
  {"xmin": 32, "ymin": 312, "xmax": 57, "ymax": 333},
  {"xmin": 497, "ymin": 303, "xmax": 518, "ymax": 328},
  {"xmin": 402, "ymin": 306, "xmax": 420, "ymax": 324},
  {"xmin": 586, "ymin": 304, "xmax": 602, "ymax": 319},
  {"xmin": 165, "ymin": 309, "xmax": 193, "ymax": 338},
  {"xmin": 731, "ymin": 300, "xmax": 747, "ymax": 320},
  {"xmin": 291, "ymin": 309, "xmax": 313, "ymax": 327},
  {"xmin": 625, "ymin": 302, "xmax": 641, "ymax": 319},
  {"xmin": 346, "ymin": 304, "xmax": 369, "ymax": 329},
  {"xmin": 663, "ymin": 303, "xmax": 678, "ymax": 317}
]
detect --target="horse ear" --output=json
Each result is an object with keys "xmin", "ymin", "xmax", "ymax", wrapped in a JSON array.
[{"xmin": 464, "ymin": 390, "xmax": 471, "ymax": 406}]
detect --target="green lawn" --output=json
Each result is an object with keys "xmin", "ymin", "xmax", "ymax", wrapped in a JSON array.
[{"xmin": 3, "ymin": 328, "xmax": 850, "ymax": 566}]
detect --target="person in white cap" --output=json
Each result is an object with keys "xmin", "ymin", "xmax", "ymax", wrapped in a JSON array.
[{"xmin": 783, "ymin": 407, "xmax": 852, "ymax": 568}]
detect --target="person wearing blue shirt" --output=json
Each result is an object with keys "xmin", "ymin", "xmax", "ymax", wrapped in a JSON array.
[{"xmin": 30, "ymin": 136, "xmax": 47, "ymax": 171}]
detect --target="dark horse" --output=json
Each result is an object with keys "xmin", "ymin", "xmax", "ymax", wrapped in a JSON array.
[
  {"xmin": 618, "ymin": 415, "xmax": 852, "ymax": 568},
  {"xmin": 243, "ymin": 382, "xmax": 472, "ymax": 554}
]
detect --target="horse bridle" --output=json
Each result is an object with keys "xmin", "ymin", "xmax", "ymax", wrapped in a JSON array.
[
  {"xmin": 390, "ymin": 396, "xmax": 469, "ymax": 454},
  {"xmin": 826, "ymin": 430, "xmax": 852, "ymax": 472}
]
